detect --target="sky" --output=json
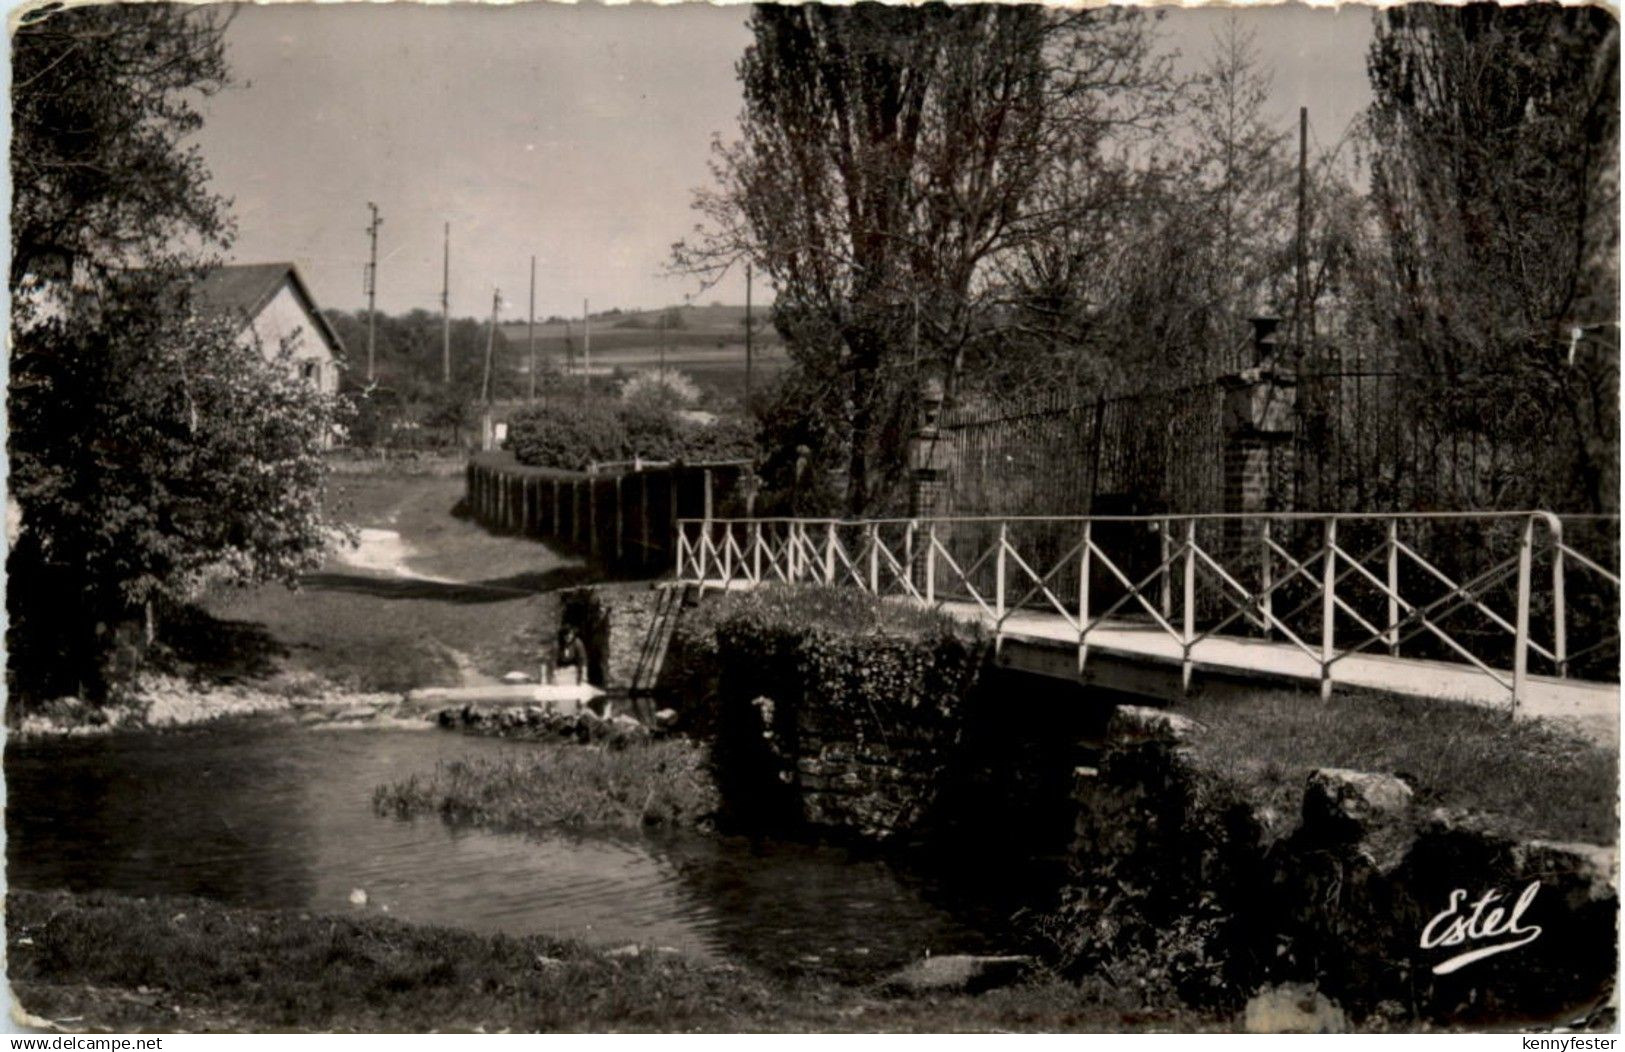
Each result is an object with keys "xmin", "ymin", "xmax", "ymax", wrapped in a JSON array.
[{"xmin": 193, "ymin": 1, "xmax": 1378, "ymax": 324}]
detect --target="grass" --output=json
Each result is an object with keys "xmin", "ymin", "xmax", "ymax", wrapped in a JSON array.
[
  {"xmin": 192, "ymin": 472, "xmax": 594, "ymax": 692},
  {"xmin": 8, "ymin": 890, "xmax": 1224, "ymax": 1033},
  {"xmin": 373, "ymin": 740, "xmax": 721, "ymax": 833},
  {"xmin": 1178, "ymin": 688, "xmax": 1618, "ymax": 845}
]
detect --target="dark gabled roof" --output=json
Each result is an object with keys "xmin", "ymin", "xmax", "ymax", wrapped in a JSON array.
[{"xmin": 193, "ymin": 261, "xmax": 346, "ymax": 356}]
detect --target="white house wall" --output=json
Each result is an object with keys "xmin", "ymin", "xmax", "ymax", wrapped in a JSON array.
[{"xmin": 238, "ymin": 282, "xmax": 339, "ymax": 394}]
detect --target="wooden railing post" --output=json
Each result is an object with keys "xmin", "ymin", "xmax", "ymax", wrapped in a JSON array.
[
  {"xmin": 1552, "ymin": 519, "xmax": 1568, "ymax": 678},
  {"xmin": 825, "ymin": 522, "xmax": 837, "ymax": 584},
  {"xmin": 925, "ymin": 523, "xmax": 937, "ymax": 605},
  {"xmin": 1078, "ymin": 520, "xmax": 1092, "ymax": 674},
  {"xmin": 1320, "ymin": 517, "xmax": 1337, "ymax": 701},
  {"xmin": 752, "ymin": 521, "xmax": 763, "ymax": 583},
  {"xmin": 1160, "ymin": 517, "xmax": 1173, "ymax": 620},
  {"xmin": 1182, "ymin": 518, "xmax": 1196, "ymax": 693},
  {"xmin": 1258, "ymin": 519, "xmax": 1273, "ymax": 638},
  {"xmin": 1386, "ymin": 518, "xmax": 1400, "ymax": 656},
  {"xmin": 867, "ymin": 523, "xmax": 880, "ymax": 594},
  {"xmin": 995, "ymin": 522, "xmax": 1008, "ymax": 622},
  {"xmin": 722, "ymin": 522, "xmax": 733, "ymax": 582},
  {"xmin": 1512, "ymin": 514, "xmax": 1534, "ymax": 716}
]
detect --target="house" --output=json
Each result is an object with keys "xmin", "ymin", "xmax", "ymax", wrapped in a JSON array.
[{"xmin": 193, "ymin": 262, "xmax": 345, "ymax": 394}]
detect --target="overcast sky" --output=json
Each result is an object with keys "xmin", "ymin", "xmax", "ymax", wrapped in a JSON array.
[{"xmin": 195, "ymin": 2, "xmax": 1378, "ymax": 322}]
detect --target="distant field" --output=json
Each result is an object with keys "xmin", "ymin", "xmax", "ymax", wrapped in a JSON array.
[{"xmin": 493, "ymin": 304, "xmax": 791, "ymax": 404}]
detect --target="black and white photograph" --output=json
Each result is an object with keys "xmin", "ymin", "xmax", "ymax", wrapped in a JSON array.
[{"xmin": 4, "ymin": 0, "xmax": 1620, "ymax": 1036}]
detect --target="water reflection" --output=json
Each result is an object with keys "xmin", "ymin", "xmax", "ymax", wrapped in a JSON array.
[{"xmin": 7, "ymin": 723, "xmax": 1017, "ymax": 978}]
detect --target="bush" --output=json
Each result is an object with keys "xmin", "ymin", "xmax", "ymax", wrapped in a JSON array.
[
  {"xmin": 621, "ymin": 368, "xmax": 701, "ymax": 412},
  {"xmin": 505, "ymin": 400, "xmax": 626, "ymax": 470},
  {"xmin": 675, "ymin": 585, "xmax": 988, "ymax": 834},
  {"xmin": 505, "ymin": 398, "xmax": 758, "ymax": 470}
]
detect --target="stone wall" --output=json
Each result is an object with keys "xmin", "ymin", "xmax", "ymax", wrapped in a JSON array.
[{"xmin": 1061, "ymin": 706, "xmax": 1618, "ymax": 1027}]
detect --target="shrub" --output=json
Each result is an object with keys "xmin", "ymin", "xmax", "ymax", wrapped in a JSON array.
[
  {"xmin": 505, "ymin": 400, "xmax": 626, "ymax": 470},
  {"xmin": 506, "ymin": 398, "xmax": 758, "ymax": 470},
  {"xmin": 621, "ymin": 368, "xmax": 701, "ymax": 412}
]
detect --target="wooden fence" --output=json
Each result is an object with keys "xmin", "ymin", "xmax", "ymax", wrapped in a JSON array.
[{"xmin": 465, "ymin": 451, "xmax": 752, "ymax": 573}]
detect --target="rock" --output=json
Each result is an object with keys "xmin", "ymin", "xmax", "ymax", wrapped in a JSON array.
[
  {"xmin": 348, "ymin": 888, "xmax": 369, "ymax": 907},
  {"xmin": 1243, "ymin": 983, "xmax": 1348, "ymax": 1034},
  {"xmin": 535, "ymin": 955, "xmax": 563, "ymax": 968},
  {"xmin": 655, "ymin": 708, "xmax": 679, "ymax": 728},
  {"xmin": 1516, "ymin": 841, "xmax": 1618, "ymax": 902},
  {"xmin": 606, "ymin": 943, "xmax": 641, "ymax": 959},
  {"xmin": 502, "ymin": 671, "xmax": 533, "ymax": 684},
  {"xmin": 334, "ymin": 705, "xmax": 376, "ymax": 722},
  {"xmin": 882, "ymin": 954, "xmax": 1033, "ymax": 994},
  {"xmin": 1107, "ymin": 704, "xmax": 1202, "ymax": 743},
  {"xmin": 1302, "ymin": 768, "xmax": 1413, "ymax": 840}
]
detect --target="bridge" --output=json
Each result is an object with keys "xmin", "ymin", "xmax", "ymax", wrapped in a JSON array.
[{"xmin": 674, "ymin": 511, "xmax": 1620, "ymax": 744}]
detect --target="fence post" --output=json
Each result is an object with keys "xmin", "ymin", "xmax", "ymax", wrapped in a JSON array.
[
  {"xmin": 1079, "ymin": 520, "xmax": 1092, "ymax": 674},
  {"xmin": 1512, "ymin": 514, "xmax": 1534, "ymax": 716},
  {"xmin": 1321, "ymin": 517, "xmax": 1337, "ymax": 701},
  {"xmin": 1552, "ymin": 518, "xmax": 1567, "ymax": 678},
  {"xmin": 675, "ymin": 523, "xmax": 687, "ymax": 580},
  {"xmin": 867, "ymin": 523, "xmax": 880, "ymax": 593},
  {"xmin": 1182, "ymin": 518, "xmax": 1196, "ymax": 693},
  {"xmin": 825, "ymin": 523, "xmax": 837, "ymax": 584},
  {"xmin": 903, "ymin": 521, "xmax": 916, "ymax": 594},
  {"xmin": 1259, "ymin": 519, "xmax": 1273, "ymax": 638},
  {"xmin": 722, "ymin": 522, "xmax": 733, "ymax": 582},
  {"xmin": 752, "ymin": 521, "xmax": 762, "ymax": 583},
  {"xmin": 614, "ymin": 476, "xmax": 624, "ymax": 566},
  {"xmin": 925, "ymin": 523, "xmax": 937, "ymax": 605},
  {"xmin": 640, "ymin": 473, "xmax": 651, "ymax": 570},
  {"xmin": 1382, "ymin": 519, "xmax": 1399, "ymax": 655}
]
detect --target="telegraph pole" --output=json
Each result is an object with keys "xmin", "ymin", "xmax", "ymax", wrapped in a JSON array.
[
  {"xmin": 583, "ymin": 297, "xmax": 592, "ymax": 394},
  {"xmin": 364, "ymin": 202, "xmax": 383, "ymax": 383},
  {"xmin": 1294, "ymin": 106, "xmax": 1308, "ymax": 365},
  {"xmin": 744, "ymin": 263, "xmax": 754, "ymax": 405},
  {"xmin": 481, "ymin": 287, "xmax": 501, "ymax": 405},
  {"xmin": 527, "ymin": 256, "xmax": 537, "ymax": 403},
  {"xmin": 441, "ymin": 222, "xmax": 451, "ymax": 386}
]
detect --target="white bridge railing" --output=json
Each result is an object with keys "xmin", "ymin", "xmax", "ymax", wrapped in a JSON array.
[{"xmin": 675, "ymin": 512, "xmax": 1620, "ymax": 712}]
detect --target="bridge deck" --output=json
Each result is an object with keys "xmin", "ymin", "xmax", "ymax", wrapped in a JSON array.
[{"xmin": 933, "ymin": 601, "xmax": 1619, "ymax": 746}]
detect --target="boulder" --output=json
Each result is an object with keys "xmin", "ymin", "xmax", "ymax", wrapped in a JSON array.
[
  {"xmin": 1107, "ymin": 704, "xmax": 1202, "ymax": 743},
  {"xmin": 1302, "ymin": 768, "xmax": 1414, "ymax": 849},
  {"xmin": 882, "ymin": 954, "xmax": 1033, "ymax": 995}
]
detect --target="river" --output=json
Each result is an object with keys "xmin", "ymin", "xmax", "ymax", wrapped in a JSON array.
[{"xmin": 7, "ymin": 720, "xmax": 1012, "ymax": 980}]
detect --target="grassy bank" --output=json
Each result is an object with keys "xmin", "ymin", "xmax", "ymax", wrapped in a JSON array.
[
  {"xmin": 189, "ymin": 472, "xmax": 593, "ymax": 693},
  {"xmin": 1180, "ymin": 689, "xmax": 1618, "ymax": 844},
  {"xmin": 374, "ymin": 740, "xmax": 721, "ymax": 832},
  {"xmin": 8, "ymin": 891, "xmax": 1220, "ymax": 1033}
]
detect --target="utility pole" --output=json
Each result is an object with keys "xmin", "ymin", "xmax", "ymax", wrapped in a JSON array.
[
  {"xmin": 582, "ymin": 297, "xmax": 592, "ymax": 394},
  {"xmin": 441, "ymin": 222, "xmax": 451, "ymax": 386},
  {"xmin": 481, "ymin": 287, "xmax": 500, "ymax": 405},
  {"xmin": 527, "ymin": 256, "xmax": 537, "ymax": 403},
  {"xmin": 744, "ymin": 263, "xmax": 754, "ymax": 405},
  {"xmin": 1294, "ymin": 106, "xmax": 1308, "ymax": 366},
  {"xmin": 364, "ymin": 202, "xmax": 383, "ymax": 383},
  {"xmin": 659, "ymin": 310, "xmax": 667, "ymax": 375}
]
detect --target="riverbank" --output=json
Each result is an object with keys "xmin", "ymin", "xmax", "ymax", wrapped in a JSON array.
[{"xmin": 9, "ymin": 891, "xmax": 1220, "ymax": 1033}]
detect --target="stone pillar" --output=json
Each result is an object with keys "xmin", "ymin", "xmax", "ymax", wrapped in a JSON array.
[
  {"xmin": 908, "ymin": 375, "xmax": 948, "ymax": 590},
  {"xmin": 1220, "ymin": 318, "xmax": 1297, "ymax": 579}
]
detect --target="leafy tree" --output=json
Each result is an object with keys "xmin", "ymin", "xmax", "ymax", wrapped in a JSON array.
[
  {"xmin": 677, "ymin": 5, "xmax": 1169, "ymax": 513},
  {"xmin": 1363, "ymin": 2, "xmax": 1619, "ymax": 510},
  {"xmin": 8, "ymin": 4, "xmax": 346, "ymax": 701}
]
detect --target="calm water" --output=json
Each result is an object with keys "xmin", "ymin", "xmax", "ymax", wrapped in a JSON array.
[{"xmin": 6, "ymin": 722, "xmax": 1008, "ymax": 978}]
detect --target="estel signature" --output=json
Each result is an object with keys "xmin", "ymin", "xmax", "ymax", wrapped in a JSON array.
[{"xmin": 1419, "ymin": 881, "xmax": 1543, "ymax": 975}]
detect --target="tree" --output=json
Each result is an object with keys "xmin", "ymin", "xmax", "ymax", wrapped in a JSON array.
[
  {"xmin": 677, "ymin": 5, "xmax": 1170, "ymax": 513},
  {"xmin": 8, "ymin": 5, "xmax": 346, "ymax": 701},
  {"xmin": 1364, "ymin": 3, "xmax": 1619, "ymax": 510}
]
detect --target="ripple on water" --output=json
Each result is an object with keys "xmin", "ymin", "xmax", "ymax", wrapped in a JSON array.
[{"xmin": 7, "ymin": 723, "xmax": 1012, "ymax": 979}]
